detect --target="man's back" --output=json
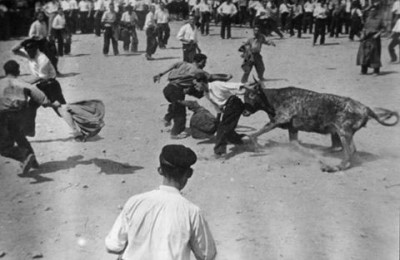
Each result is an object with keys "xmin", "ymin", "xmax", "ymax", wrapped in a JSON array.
[{"xmin": 106, "ymin": 185, "xmax": 216, "ymax": 260}]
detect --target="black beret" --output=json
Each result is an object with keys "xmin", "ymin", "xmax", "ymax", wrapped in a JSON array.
[{"xmin": 159, "ymin": 145, "xmax": 197, "ymax": 168}]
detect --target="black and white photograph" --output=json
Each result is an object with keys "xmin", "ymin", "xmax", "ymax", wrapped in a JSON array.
[{"xmin": 0, "ymin": 0, "xmax": 399, "ymax": 259}]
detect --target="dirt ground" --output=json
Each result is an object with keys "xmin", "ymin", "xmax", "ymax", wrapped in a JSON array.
[{"xmin": 1, "ymin": 22, "xmax": 400, "ymax": 260}]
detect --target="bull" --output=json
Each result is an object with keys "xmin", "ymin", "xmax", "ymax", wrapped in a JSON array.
[{"xmin": 243, "ymin": 81, "xmax": 399, "ymax": 172}]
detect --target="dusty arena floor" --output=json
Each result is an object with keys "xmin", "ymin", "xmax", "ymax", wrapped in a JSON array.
[{"xmin": 1, "ymin": 21, "xmax": 400, "ymax": 260}]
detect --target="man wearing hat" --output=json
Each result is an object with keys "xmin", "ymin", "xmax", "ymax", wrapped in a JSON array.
[
  {"xmin": 0, "ymin": 60, "xmax": 52, "ymax": 174},
  {"xmin": 105, "ymin": 144, "xmax": 217, "ymax": 260}
]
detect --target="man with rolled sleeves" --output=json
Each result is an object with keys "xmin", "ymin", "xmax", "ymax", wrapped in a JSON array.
[{"xmin": 105, "ymin": 144, "xmax": 217, "ymax": 260}]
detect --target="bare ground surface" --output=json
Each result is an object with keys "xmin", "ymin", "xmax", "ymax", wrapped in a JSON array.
[{"xmin": 1, "ymin": 22, "xmax": 400, "ymax": 260}]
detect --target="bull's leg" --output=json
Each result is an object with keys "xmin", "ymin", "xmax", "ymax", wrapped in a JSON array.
[
  {"xmin": 321, "ymin": 133, "xmax": 352, "ymax": 172},
  {"xmin": 288, "ymin": 128, "xmax": 298, "ymax": 142},
  {"xmin": 348, "ymin": 136, "xmax": 357, "ymax": 155},
  {"xmin": 329, "ymin": 133, "xmax": 343, "ymax": 152}
]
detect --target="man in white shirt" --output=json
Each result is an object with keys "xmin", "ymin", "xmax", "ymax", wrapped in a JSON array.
[
  {"xmin": 177, "ymin": 15, "xmax": 201, "ymax": 62},
  {"xmin": 69, "ymin": 0, "xmax": 79, "ymax": 33},
  {"xmin": 193, "ymin": 73, "xmax": 250, "ymax": 155},
  {"xmin": 388, "ymin": 17, "xmax": 400, "ymax": 62},
  {"xmin": 155, "ymin": 2, "xmax": 170, "ymax": 48},
  {"xmin": 144, "ymin": 5, "xmax": 158, "ymax": 60},
  {"xmin": 52, "ymin": 7, "xmax": 66, "ymax": 56},
  {"xmin": 93, "ymin": 0, "xmax": 105, "ymax": 36},
  {"xmin": 120, "ymin": 5, "xmax": 139, "ymax": 52},
  {"xmin": 79, "ymin": 0, "xmax": 92, "ymax": 33},
  {"xmin": 105, "ymin": 144, "xmax": 217, "ymax": 260},
  {"xmin": 217, "ymin": 0, "xmax": 237, "ymax": 39}
]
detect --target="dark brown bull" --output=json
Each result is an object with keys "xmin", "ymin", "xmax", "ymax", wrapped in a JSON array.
[{"xmin": 243, "ymin": 82, "xmax": 399, "ymax": 172}]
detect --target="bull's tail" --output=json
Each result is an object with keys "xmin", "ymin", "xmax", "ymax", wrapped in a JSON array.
[{"xmin": 368, "ymin": 107, "xmax": 399, "ymax": 126}]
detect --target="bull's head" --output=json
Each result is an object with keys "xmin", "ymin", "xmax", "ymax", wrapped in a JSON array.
[{"xmin": 242, "ymin": 77, "xmax": 265, "ymax": 117}]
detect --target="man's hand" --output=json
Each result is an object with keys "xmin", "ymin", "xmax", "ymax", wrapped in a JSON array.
[{"xmin": 153, "ymin": 74, "xmax": 162, "ymax": 83}]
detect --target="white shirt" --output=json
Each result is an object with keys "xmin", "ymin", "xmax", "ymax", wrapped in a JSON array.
[
  {"xmin": 105, "ymin": 185, "xmax": 217, "ymax": 260},
  {"xmin": 69, "ymin": 0, "xmax": 78, "ymax": 10},
  {"xmin": 279, "ymin": 3, "xmax": 289, "ymax": 13},
  {"xmin": 199, "ymin": 2, "xmax": 211, "ymax": 12},
  {"xmin": 61, "ymin": 0, "xmax": 71, "ymax": 11},
  {"xmin": 177, "ymin": 23, "xmax": 198, "ymax": 43},
  {"xmin": 392, "ymin": 0, "xmax": 400, "ymax": 14},
  {"xmin": 93, "ymin": 0, "xmax": 105, "ymax": 11},
  {"xmin": 304, "ymin": 2, "xmax": 314, "ymax": 12},
  {"xmin": 393, "ymin": 18, "xmax": 400, "ymax": 33},
  {"xmin": 121, "ymin": 11, "xmax": 138, "ymax": 24},
  {"xmin": 52, "ymin": 14, "xmax": 66, "ymax": 29},
  {"xmin": 155, "ymin": 9, "xmax": 169, "ymax": 24},
  {"xmin": 44, "ymin": 1, "xmax": 60, "ymax": 14},
  {"xmin": 313, "ymin": 4, "xmax": 327, "ymax": 19},
  {"xmin": 26, "ymin": 51, "xmax": 57, "ymax": 80},
  {"xmin": 206, "ymin": 81, "xmax": 244, "ymax": 111},
  {"xmin": 217, "ymin": 2, "xmax": 237, "ymax": 15},
  {"xmin": 28, "ymin": 20, "xmax": 48, "ymax": 39},
  {"xmin": 144, "ymin": 11, "xmax": 156, "ymax": 30},
  {"xmin": 79, "ymin": 0, "xmax": 90, "ymax": 11}
]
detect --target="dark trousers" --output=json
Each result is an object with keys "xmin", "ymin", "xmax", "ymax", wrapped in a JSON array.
[
  {"xmin": 313, "ymin": 18, "xmax": 326, "ymax": 44},
  {"xmin": 163, "ymin": 84, "xmax": 186, "ymax": 135},
  {"xmin": 157, "ymin": 23, "xmax": 170, "ymax": 47},
  {"xmin": 182, "ymin": 43, "xmax": 198, "ymax": 62},
  {"xmin": 349, "ymin": 16, "xmax": 362, "ymax": 40},
  {"xmin": 79, "ymin": 11, "xmax": 88, "ymax": 33},
  {"xmin": 146, "ymin": 25, "xmax": 158, "ymax": 56},
  {"xmin": 52, "ymin": 28, "xmax": 64, "ymax": 56},
  {"xmin": 388, "ymin": 34, "xmax": 400, "ymax": 62},
  {"xmin": 280, "ymin": 12, "xmax": 289, "ymax": 31},
  {"xmin": 214, "ymin": 95, "xmax": 245, "ymax": 154},
  {"xmin": 330, "ymin": 15, "xmax": 342, "ymax": 37},
  {"xmin": 256, "ymin": 18, "xmax": 283, "ymax": 38},
  {"xmin": 37, "ymin": 38, "xmax": 59, "ymax": 73},
  {"xmin": 70, "ymin": 10, "xmax": 78, "ymax": 34},
  {"xmin": 239, "ymin": 6, "xmax": 247, "ymax": 25},
  {"xmin": 121, "ymin": 27, "xmax": 138, "ymax": 52},
  {"xmin": 303, "ymin": 12, "xmax": 313, "ymax": 33},
  {"xmin": 292, "ymin": 14, "xmax": 303, "ymax": 38},
  {"xmin": 103, "ymin": 27, "xmax": 119, "ymax": 55},
  {"xmin": 220, "ymin": 14, "xmax": 232, "ymax": 39},
  {"xmin": 135, "ymin": 10, "xmax": 148, "ymax": 30},
  {"xmin": 0, "ymin": 112, "xmax": 34, "ymax": 163},
  {"xmin": 200, "ymin": 12, "xmax": 211, "ymax": 35},
  {"xmin": 94, "ymin": 11, "xmax": 104, "ymax": 36},
  {"xmin": 241, "ymin": 53, "xmax": 265, "ymax": 83}
]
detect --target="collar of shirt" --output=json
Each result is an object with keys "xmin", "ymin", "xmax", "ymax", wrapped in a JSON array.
[{"xmin": 159, "ymin": 185, "xmax": 182, "ymax": 195}]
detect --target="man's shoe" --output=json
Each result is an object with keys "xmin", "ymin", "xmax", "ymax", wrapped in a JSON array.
[
  {"xmin": 171, "ymin": 132, "xmax": 189, "ymax": 139},
  {"xmin": 21, "ymin": 154, "xmax": 35, "ymax": 175},
  {"xmin": 31, "ymin": 156, "xmax": 40, "ymax": 169}
]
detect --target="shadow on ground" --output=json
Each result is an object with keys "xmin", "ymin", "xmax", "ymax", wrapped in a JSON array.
[{"xmin": 18, "ymin": 155, "xmax": 143, "ymax": 184}]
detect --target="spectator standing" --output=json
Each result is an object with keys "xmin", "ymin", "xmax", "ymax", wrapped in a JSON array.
[
  {"xmin": 388, "ymin": 17, "xmax": 400, "ymax": 62},
  {"xmin": 43, "ymin": 0, "xmax": 60, "ymax": 36},
  {"xmin": 349, "ymin": 0, "xmax": 363, "ymax": 41},
  {"xmin": 177, "ymin": 14, "xmax": 201, "ymax": 62},
  {"xmin": 101, "ymin": 2, "xmax": 119, "ymax": 55},
  {"xmin": 279, "ymin": 0, "xmax": 290, "ymax": 32},
  {"xmin": 120, "ymin": 5, "xmax": 139, "ymax": 52},
  {"xmin": 105, "ymin": 144, "xmax": 217, "ymax": 260},
  {"xmin": 52, "ymin": 7, "xmax": 66, "ymax": 57},
  {"xmin": 144, "ymin": 5, "xmax": 158, "ymax": 60},
  {"xmin": 329, "ymin": 0, "xmax": 345, "ymax": 38},
  {"xmin": 313, "ymin": 0, "xmax": 328, "ymax": 45},
  {"xmin": 217, "ymin": 0, "xmax": 237, "ymax": 39},
  {"xmin": 0, "ymin": 1, "xmax": 11, "ymax": 41},
  {"xmin": 356, "ymin": 3, "xmax": 385, "ymax": 75},
  {"xmin": 238, "ymin": 0, "xmax": 248, "ymax": 26},
  {"xmin": 302, "ymin": 0, "xmax": 314, "ymax": 34},
  {"xmin": 155, "ymin": 2, "xmax": 170, "ymax": 48},
  {"xmin": 93, "ymin": 0, "xmax": 105, "ymax": 36},
  {"xmin": 199, "ymin": 0, "xmax": 212, "ymax": 35},
  {"xmin": 343, "ymin": 0, "xmax": 351, "ymax": 34},
  {"xmin": 78, "ymin": 0, "xmax": 91, "ymax": 33},
  {"xmin": 69, "ymin": 0, "xmax": 79, "ymax": 34},
  {"xmin": 135, "ymin": 0, "xmax": 149, "ymax": 30},
  {"xmin": 292, "ymin": 0, "xmax": 304, "ymax": 38}
]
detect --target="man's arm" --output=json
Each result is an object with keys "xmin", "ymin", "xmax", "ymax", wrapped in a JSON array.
[
  {"xmin": 11, "ymin": 42, "xmax": 29, "ymax": 59},
  {"xmin": 177, "ymin": 25, "xmax": 191, "ymax": 44},
  {"xmin": 105, "ymin": 211, "xmax": 128, "ymax": 255},
  {"xmin": 189, "ymin": 210, "xmax": 217, "ymax": 260},
  {"xmin": 153, "ymin": 62, "xmax": 181, "ymax": 83}
]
